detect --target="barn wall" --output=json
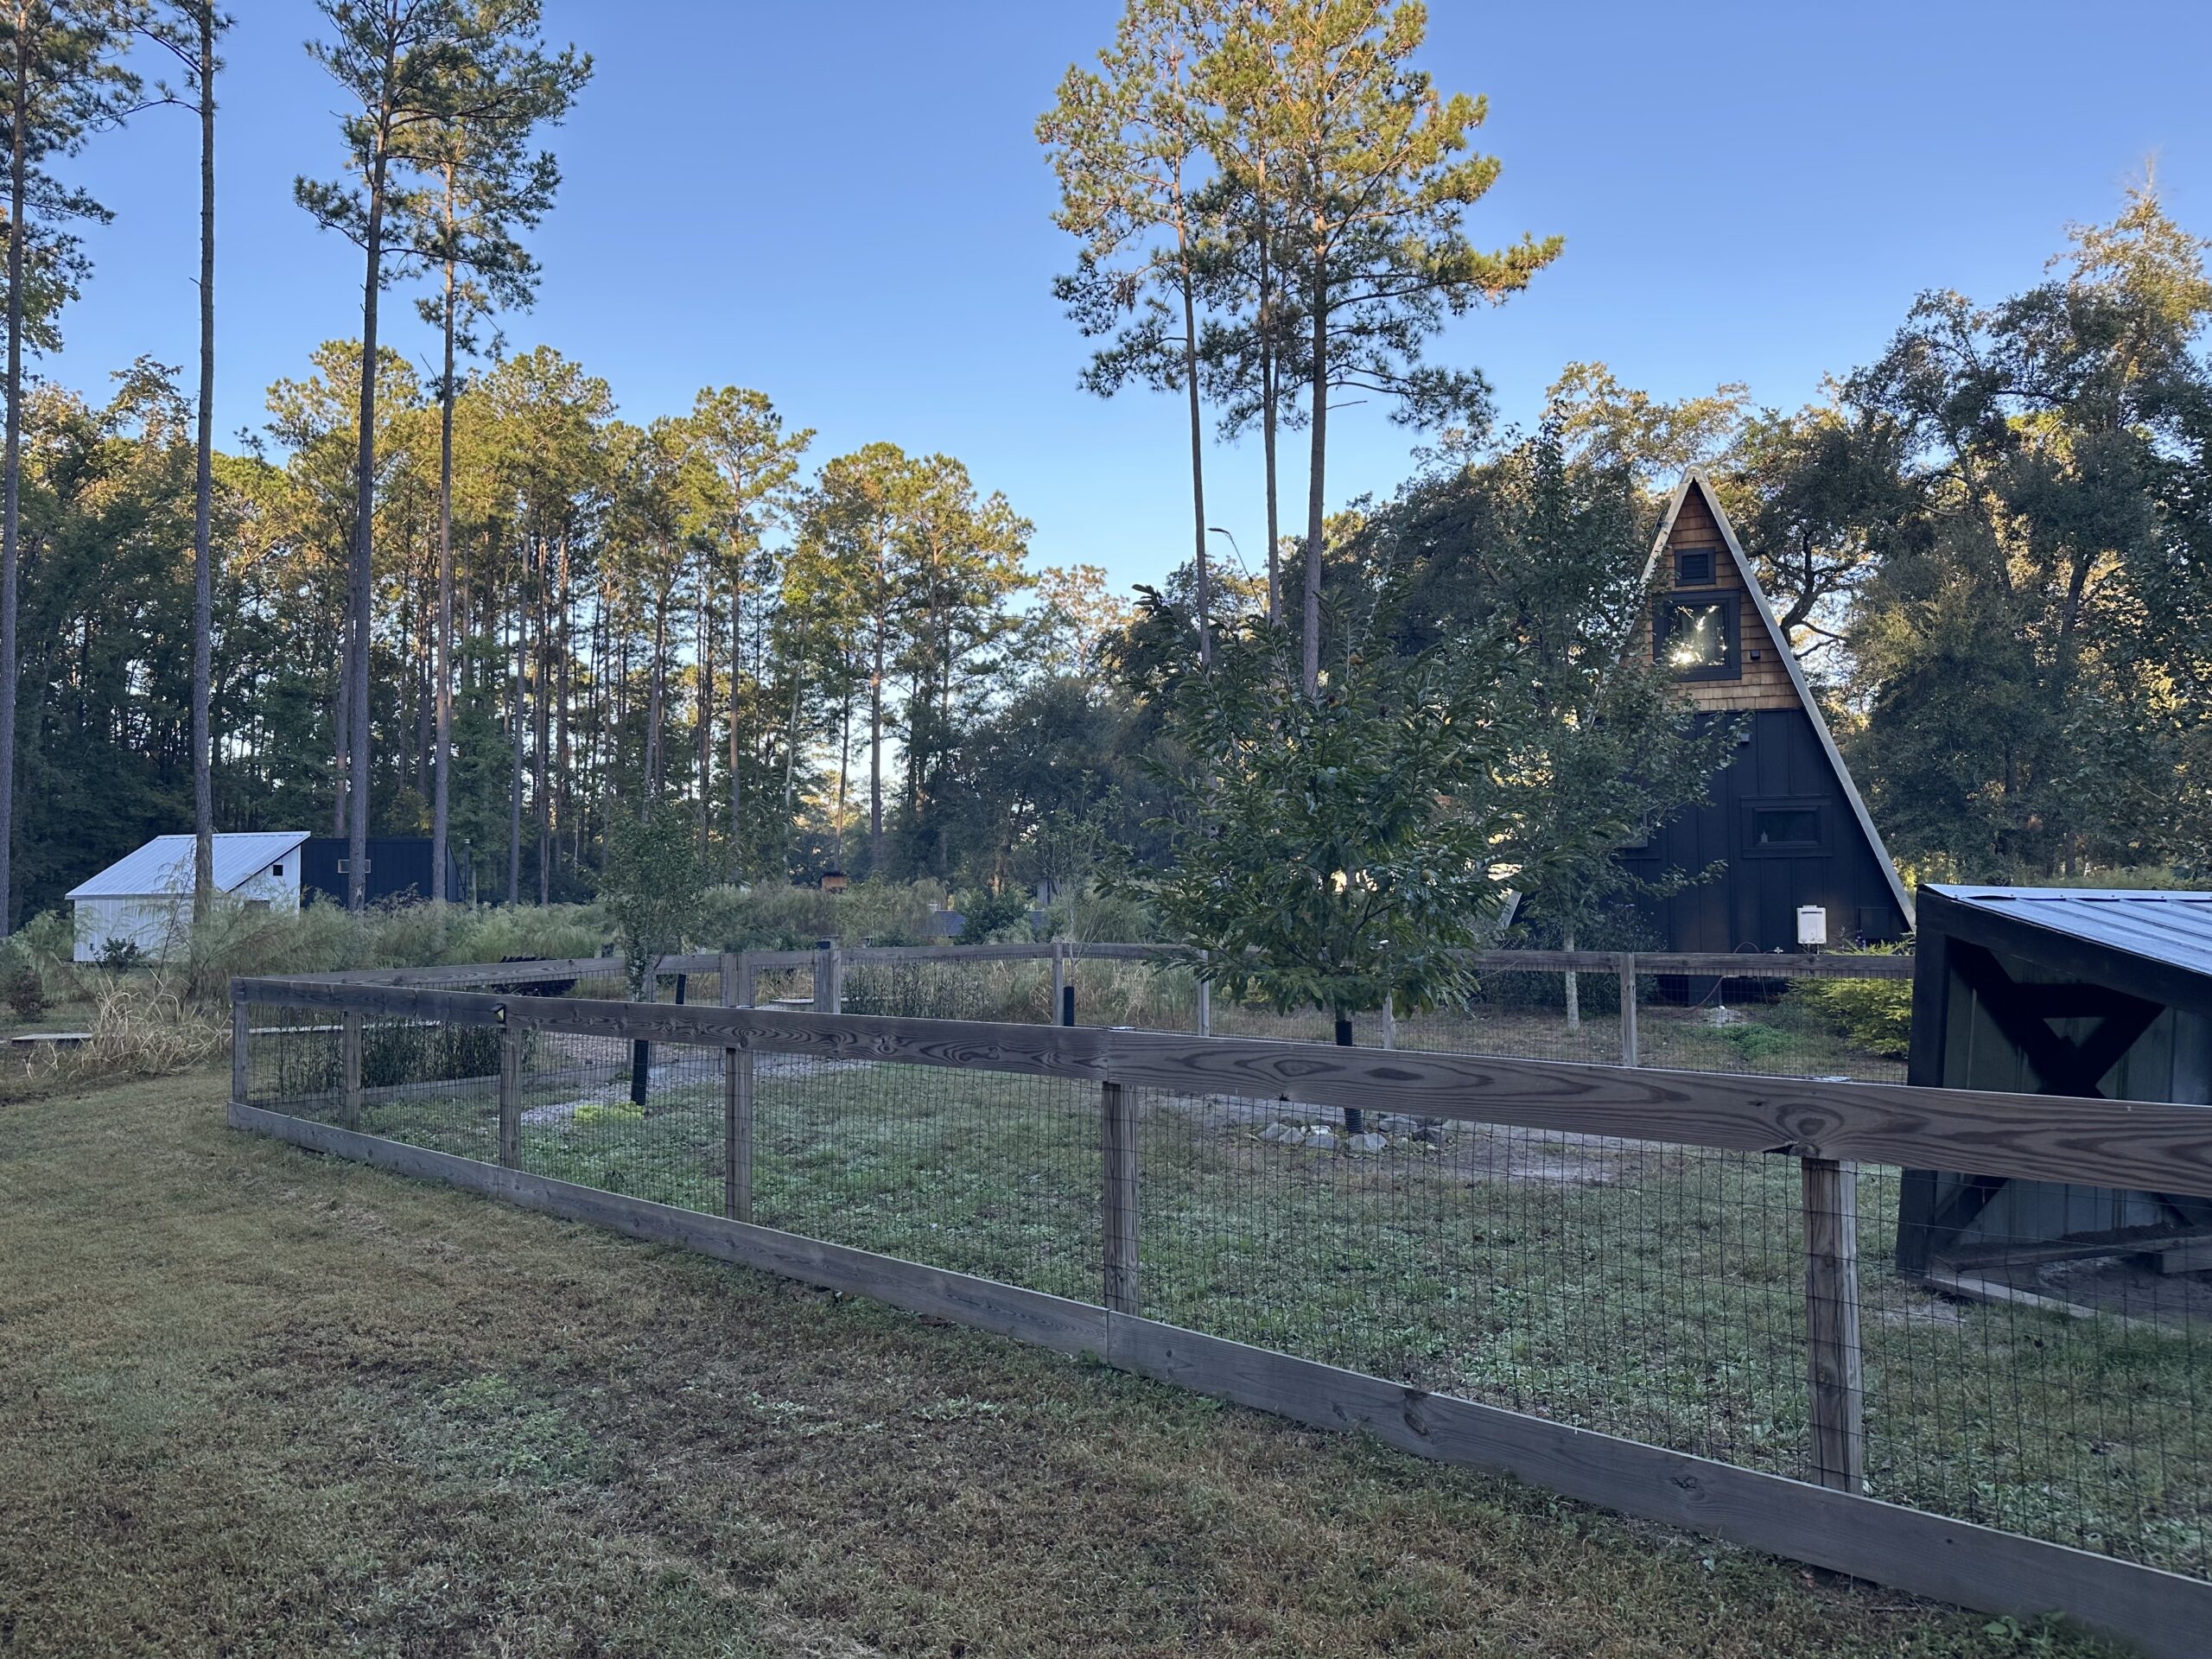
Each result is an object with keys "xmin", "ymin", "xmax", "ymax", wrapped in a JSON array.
[{"xmin": 1929, "ymin": 944, "xmax": 2212, "ymax": 1250}]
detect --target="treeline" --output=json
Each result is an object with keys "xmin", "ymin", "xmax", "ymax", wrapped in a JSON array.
[{"xmin": 0, "ymin": 0, "xmax": 2204, "ymax": 933}]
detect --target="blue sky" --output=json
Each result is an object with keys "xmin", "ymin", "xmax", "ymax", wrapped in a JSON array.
[{"xmin": 60, "ymin": 0, "xmax": 2212, "ymax": 596}]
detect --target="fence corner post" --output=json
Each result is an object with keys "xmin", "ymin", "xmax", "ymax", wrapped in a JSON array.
[
  {"xmin": 1802, "ymin": 1155, "xmax": 1866, "ymax": 1493},
  {"xmin": 230, "ymin": 987, "xmax": 249, "ymax": 1106},
  {"xmin": 722, "ymin": 950, "xmax": 755, "ymax": 1224},
  {"xmin": 1100, "ymin": 1079, "xmax": 1140, "ymax": 1316},
  {"xmin": 340, "ymin": 1008, "xmax": 364, "ymax": 1131},
  {"xmin": 1618, "ymin": 952, "xmax": 1639, "ymax": 1067},
  {"xmin": 498, "ymin": 1015, "xmax": 522, "ymax": 1170}
]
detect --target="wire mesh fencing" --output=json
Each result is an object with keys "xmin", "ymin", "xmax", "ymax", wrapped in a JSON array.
[{"xmin": 234, "ymin": 983, "xmax": 2209, "ymax": 1586}]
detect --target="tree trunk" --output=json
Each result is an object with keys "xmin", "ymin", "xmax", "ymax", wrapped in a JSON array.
[
  {"xmin": 696, "ymin": 570, "xmax": 712, "ymax": 853},
  {"xmin": 505, "ymin": 607, "xmax": 522, "ymax": 905},
  {"xmin": 1260, "ymin": 227, "xmax": 1281, "ymax": 630},
  {"xmin": 1301, "ymin": 260, "xmax": 1328, "ymax": 701},
  {"xmin": 868, "ymin": 620, "xmax": 884, "ymax": 875},
  {"xmin": 346, "ymin": 136, "xmax": 390, "ymax": 912},
  {"xmin": 0, "ymin": 28, "xmax": 28, "ymax": 931},
  {"xmin": 430, "ymin": 237, "xmax": 456, "ymax": 904},
  {"xmin": 1179, "ymin": 257, "xmax": 1210, "ymax": 667},
  {"xmin": 727, "ymin": 575, "xmax": 742, "ymax": 880},
  {"xmin": 190, "ymin": 6, "xmax": 217, "ymax": 926}
]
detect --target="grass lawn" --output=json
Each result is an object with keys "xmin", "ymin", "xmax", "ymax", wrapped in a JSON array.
[{"xmin": 2, "ymin": 1067, "xmax": 2122, "ymax": 1658}]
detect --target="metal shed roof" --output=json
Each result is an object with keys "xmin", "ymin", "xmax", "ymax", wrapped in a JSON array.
[
  {"xmin": 65, "ymin": 832, "xmax": 309, "ymax": 900},
  {"xmin": 1921, "ymin": 885, "xmax": 2212, "ymax": 1013}
]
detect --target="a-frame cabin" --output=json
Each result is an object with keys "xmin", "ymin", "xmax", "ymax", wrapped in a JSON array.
[{"xmin": 1618, "ymin": 472, "xmax": 1913, "ymax": 953}]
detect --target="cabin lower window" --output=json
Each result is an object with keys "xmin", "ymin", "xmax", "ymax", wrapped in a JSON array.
[{"xmin": 1742, "ymin": 798, "xmax": 1827, "ymax": 855}]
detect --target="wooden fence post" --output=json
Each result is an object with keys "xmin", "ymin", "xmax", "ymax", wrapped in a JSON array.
[
  {"xmin": 723, "ymin": 950, "xmax": 755, "ymax": 1224},
  {"xmin": 629, "ymin": 958, "xmax": 658, "ymax": 1109},
  {"xmin": 1195, "ymin": 950, "xmax": 1211, "ymax": 1038},
  {"xmin": 340, "ymin": 1009, "xmax": 364, "ymax": 1130},
  {"xmin": 1381, "ymin": 994, "xmax": 1397, "ymax": 1051},
  {"xmin": 230, "ymin": 992, "xmax": 249, "ymax": 1105},
  {"xmin": 498, "ymin": 1014, "xmax": 522, "ymax": 1170},
  {"xmin": 1050, "ymin": 942, "xmax": 1066, "ymax": 1027},
  {"xmin": 1618, "ymin": 952, "xmax": 1640, "ymax": 1067},
  {"xmin": 1100, "ymin": 1079, "xmax": 1140, "ymax": 1315},
  {"xmin": 1802, "ymin": 1156, "xmax": 1866, "ymax": 1493}
]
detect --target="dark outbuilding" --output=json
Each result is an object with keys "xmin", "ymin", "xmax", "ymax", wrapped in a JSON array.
[{"xmin": 1897, "ymin": 884, "xmax": 2212, "ymax": 1280}]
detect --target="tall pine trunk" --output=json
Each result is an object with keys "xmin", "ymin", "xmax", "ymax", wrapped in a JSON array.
[
  {"xmin": 726, "ymin": 577, "xmax": 742, "ymax": 880},
  {"xmin": 1301, "ymin": 257, "xmax": 1328, "ymax": 701},
  {"xmin": 868, "ymin": 620, "xmax": 884, "ymax": 875},
  {"xmin": 0, "ymin": 28, "xmax": 27, "ymax": 931},
  {"xmin": 431, "ymin": 231, "xmax": 456, "ymax": 904},
  {"xmin": 346, "ymin": 149, "xmax": 390, "ymax": 912},
  {"xmin": 1178, "ymin": 251, "xmax": 1209, "ymax": 667},
  {"xmin": 190, "ymin": 5, "xmax": 216, "ymax": 925}
]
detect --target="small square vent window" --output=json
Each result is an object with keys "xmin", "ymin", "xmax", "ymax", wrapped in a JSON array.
[{"xmin": 1675, "ymin": 549, "xmax": 1716, "ymax": 586}]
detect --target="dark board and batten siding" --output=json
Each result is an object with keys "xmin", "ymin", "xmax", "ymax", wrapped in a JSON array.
[{"xmin": 1624, "ymin": 707, "xmax": 1910, "ymax": 952}]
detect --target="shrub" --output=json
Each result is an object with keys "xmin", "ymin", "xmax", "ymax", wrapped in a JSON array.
[
  {"xmin": 690, "ymin": 880, "xmax": 944, "ymax": 951},
  {"xmin": 96, "ymin": 937, "xmax": 145, "ymax": 975},
  {"xmin": 3, "ymin": 956, "xmax": 46, "ymax": 1020},
  {"xmin": 1786, "ymin": 950, "xmax": 1914, "ymax": 1058}
]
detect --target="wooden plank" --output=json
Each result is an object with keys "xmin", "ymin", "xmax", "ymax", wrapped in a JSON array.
[
  {"xmin": 236, "ymin": 983, "xmax": 2212, "ymax": 1199},
  {"xmin": 302, "ymin": 956, "xmax": 613, "ymax": 988},
  {"xmin": 226, "ymin": 1097, "xmax": 2212, "ymax": 1659},
  {"xmin": 1618, "ymin": 955, "xmax": 1639, "ymax": 1067},
  {"xmin": 1100, "ymin": 1081, "xmax": 1139, "ymax": 1315},
  {"xmin": 1101, "ymin": 1318, "xmax": 2210, "ymax": 1659},
  {"xmin": 2156, "ymin": 1240, "xmax": 2212, "ymax": 1275},
  {"xmin": 340, "ymin": 1011, "xmax": 364, "ymax": 1132},
  {"xmin": 497, "ymin": 1025, "xmax": 521, "ymax": 1169},
  {"xmin": 232, "ymin": 978, "xmax": 506, "ymax": 1024},
  {"xmin": 227, "ymin": 1100, "xmax": 1110, "ymax": 1355},
  {"xmin": 723, "ymin": 949, "xmax": 753, "ymax": 1225},
  {"xmin": 1801, "ymin": 1159, "xmax": 1865, "ymax": 1492},
  {"xmin": 231, "ymin": 996, "xmax": 249, "ymax": 1105}
]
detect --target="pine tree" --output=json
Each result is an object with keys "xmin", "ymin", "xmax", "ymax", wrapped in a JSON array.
[
  {"xmin": 1216, "ymin": 0, "xmax": 1560, "ymax": 696},
  {"xmin": 0, "ymin": 0, "xmax": 137, "ymax": 930},
  {"xmin": 1040, "ymin": 0, "xmax": 1223, "ymax": 666}
]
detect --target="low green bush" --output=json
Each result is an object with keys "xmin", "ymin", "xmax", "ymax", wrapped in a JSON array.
[{"xmin": 1785, "ymin": 950, "xmax": 1913, "ymax": 1059}]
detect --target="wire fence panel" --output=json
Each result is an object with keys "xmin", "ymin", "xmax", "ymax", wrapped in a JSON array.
[
  {"xmin": 1129, "ymin": 1084, "xmax": 1811, "ymax": 1478},
  {"xmin": 1866, "ymin": 1160, "xmax": 2212, "ymax": 1576},
  {"xmin": 229, "ymin": 976, "xmax": 2208, "ymax": 1599}
]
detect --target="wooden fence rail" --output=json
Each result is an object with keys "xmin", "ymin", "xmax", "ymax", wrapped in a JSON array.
[{"xmin": 223, "ymin": 969, "xmax": 2211, "ymax": 1657}]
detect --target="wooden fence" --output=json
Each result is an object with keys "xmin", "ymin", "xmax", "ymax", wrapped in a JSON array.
[
  {"xmin": 226, "ymin": 965, "xmax": 2209, "ymax": 1657},
  {"xmin": 297, "ymin": 940, "xmax": 1910, "ymax": 1070}
]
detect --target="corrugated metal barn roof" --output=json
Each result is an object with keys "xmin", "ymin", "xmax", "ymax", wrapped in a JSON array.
[
  {"xmin": 66, "ymin": 831, "xmax": 309, "ymax": 899},
  {"xmin": 1925, "ymin": 885, "xmax": 2212, "ymax": 983}
]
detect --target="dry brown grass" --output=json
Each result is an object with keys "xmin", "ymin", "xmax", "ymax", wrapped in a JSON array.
[{"xmin": 0, "ymin": 1067, "xmax": 2114, "ymax": 1658}]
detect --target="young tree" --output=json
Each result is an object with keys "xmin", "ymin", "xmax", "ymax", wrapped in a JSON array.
[
  {"xmin": 1357, "ymin": 416, "xmax": 1732, "ymax": 1024},
  {"xmin": 0, "ymin": 0, "xmax": 137, "ymax": 929},
  {"xmin": 406, "ymin": 6, "xmax": 587, "ymax": 905},
  {"xmin": 1217, "ymin": 0, "xmax": 1560, "ymax": 696},
  {"xmin": 1040, "ymin": 0, "xmax": 1221, "ymax": 666},
  {"xmin": 601, "ymin": 796, "xmax": 708, "ymax": 997},
  {"xmin": 142, "ymin": 3, "xmax": 226, "ymax": 927},
  {"xmin": 1142, "ymin": 610, "xmax": 1518, "ymax": 1065}
]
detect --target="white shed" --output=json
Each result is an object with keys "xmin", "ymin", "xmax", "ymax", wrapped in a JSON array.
[{"xmin": 64, "ymin": 831, "xmax": 308, "ymax": 962}]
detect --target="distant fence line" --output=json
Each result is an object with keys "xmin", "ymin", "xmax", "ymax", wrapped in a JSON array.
[
  {"xmin": 302, "ymin": 940, "xmax": 1912, "ymax": 1072},
  {"xmin": 226, "ymin": 956, "xmax": 2210, "ymax": 1659}
]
